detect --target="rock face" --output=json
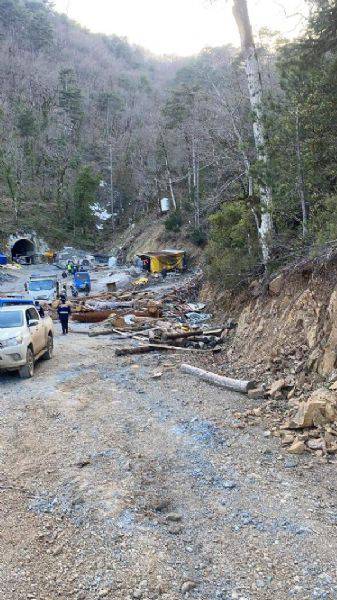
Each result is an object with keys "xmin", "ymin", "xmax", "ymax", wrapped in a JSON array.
[
  {"xmin": 218, "ymin": 263, "xmax": 337, "ymax": 384},
  {"xmin": 285, "ymin": 389, "xmax": 337, "ymax": 429},
  {"xmin": 318, "ymin": 290, "xmax": 337, "ymax": 376}
]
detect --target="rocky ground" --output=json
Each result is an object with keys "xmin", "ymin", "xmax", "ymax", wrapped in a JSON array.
[{"xmin": 1, "ymin": 324, "xmax": 337, "ymax": 600}]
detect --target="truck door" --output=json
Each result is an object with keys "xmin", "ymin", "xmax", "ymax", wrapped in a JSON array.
[{"xmin": 26, "ymin": 308, "xmax": 45, "ymax": 354}]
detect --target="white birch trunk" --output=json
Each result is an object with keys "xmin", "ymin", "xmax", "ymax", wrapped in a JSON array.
[
  {"xmin": 233, "ymin": 0, "xmax": 273, "ymax": 265},
  {"xmin": 192, "ymin": 138, "xmax": 200, "ymax": 228},
  {"xmin": 109, "ymin": 143, "xmax": 115, "ymax": 233}
]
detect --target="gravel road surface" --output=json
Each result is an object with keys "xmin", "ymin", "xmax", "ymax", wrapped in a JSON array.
[{"xmin": 1, "ymin": 324, "xmax": 337, "ymax": 600}]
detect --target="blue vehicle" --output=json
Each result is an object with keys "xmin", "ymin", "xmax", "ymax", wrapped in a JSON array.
[
  {"xmin": 73, "ymin": 270, "xmax": 91, "ymax": 293},
  {"xmin": 0, "ymin": 297, "xmax": 34, "ymax": 308}
]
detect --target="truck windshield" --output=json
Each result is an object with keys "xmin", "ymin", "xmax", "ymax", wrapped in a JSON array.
[
  {"xmin": 0, "ymin": 311, "xmax": 23, "ymax": 328},
  {"xmin": 29, "ymin": 280, "xmax": 54, "ymax": 291}
]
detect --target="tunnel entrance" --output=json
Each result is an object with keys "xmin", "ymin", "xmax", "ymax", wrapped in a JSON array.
[{"xmin": 11, "ymin": 238, "xmax": 36, "ymax": 264}]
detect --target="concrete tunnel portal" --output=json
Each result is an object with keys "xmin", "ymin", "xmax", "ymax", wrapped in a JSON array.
[{"xmin": 11, "ymin": 238, "xmax": 36, "ymax": 263}]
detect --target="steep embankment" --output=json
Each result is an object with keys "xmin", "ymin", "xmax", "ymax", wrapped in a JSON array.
[{"xmin": 215, "ymin": 254, "xmax": 337, "ymax": 392}]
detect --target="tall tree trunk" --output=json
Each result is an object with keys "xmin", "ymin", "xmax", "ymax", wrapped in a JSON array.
[
  {"xmin": 109, "ymin": 143, "xmax": 115, "ymax": 233},
  {"xmin": 295, "ymin": 107, "xmax": 308, "ymax": 238},
  {"xmin": 233, "ymin": 0, "xmax": 273, "ymax": 265},
  {"xmin": 192, "ymin": 138, "xmax": 200, "ymax": 228}
]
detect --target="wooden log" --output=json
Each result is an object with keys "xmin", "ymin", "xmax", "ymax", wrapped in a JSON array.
[
  {"xmin": 88, "ymin": 328, "xmax": 115, "ymax": 337},
  {"xmin": 116, "ymin": 345, "xmax": 154, "ymax": 356},
  {"xmin": 180, "ymin": 363, "xmax": 256, "ymax": 394},
  {"xmin": 202, "ymin": 328, "xmax": 223, "ymax": 336},
  {"xmin": 164, "ymin": 330, "xmax": 203, "ymax": 340}
]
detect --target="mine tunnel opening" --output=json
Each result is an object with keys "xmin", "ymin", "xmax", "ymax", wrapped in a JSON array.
[{"xmin": 11, "ymin": 239, "xmax": 36, "ymax": 264}]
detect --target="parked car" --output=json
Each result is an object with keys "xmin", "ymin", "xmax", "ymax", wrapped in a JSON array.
[{"xmin": 0, "ymin": 300, "xmax": 54, "ymax": 378}]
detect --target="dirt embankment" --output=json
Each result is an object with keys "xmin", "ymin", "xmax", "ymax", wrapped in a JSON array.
[{"xmin": 204, "ymin": 257, "xmax": 337, "ymax": 390}]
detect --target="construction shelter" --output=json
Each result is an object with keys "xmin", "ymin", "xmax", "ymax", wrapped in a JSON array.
[{"xmin": 137, "ymin": 250, "xmax": 186, "ymax": 274}]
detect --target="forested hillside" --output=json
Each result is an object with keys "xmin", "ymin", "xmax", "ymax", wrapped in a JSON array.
[{"xmin": 0, "ymin": 0, "xmax": 336, "ymax": 286}]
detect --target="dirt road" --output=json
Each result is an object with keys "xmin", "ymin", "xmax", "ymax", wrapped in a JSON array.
[{"xmin": 1, "ymin": 328, "xmax": 337, "ymax": 599}]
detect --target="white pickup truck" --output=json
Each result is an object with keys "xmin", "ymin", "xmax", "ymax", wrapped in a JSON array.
[{"xmin": 0, "ymin": 304, "xmax": 54, "ymax": 378}]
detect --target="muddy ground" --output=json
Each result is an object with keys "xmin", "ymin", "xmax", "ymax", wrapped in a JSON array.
[{"xmin": 1, "ymin": 324, "xmax": 337, "ymax": 600}]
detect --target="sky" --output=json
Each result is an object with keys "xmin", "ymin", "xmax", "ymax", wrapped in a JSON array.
[{"xmin": 53, "ymin": 0, "xmax": 309, "ymax": 56}]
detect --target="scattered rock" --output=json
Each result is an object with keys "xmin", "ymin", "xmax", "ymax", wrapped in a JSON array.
[
  {"xmin": 76, "ymin": 459, "xmax": 91, "ymax": 468},
  {"xmin": 181, "ymin": 581, "xmax": 197, "ymax": 594},
  {"xmin": 281, "ymin": 434, "xmax": 295, "ymax": 446},
  {"xmin": 166, "ymin": 512, "xmax": 182, "ymax": 522},
  {"xmin": 284, "ymin": 389, "xmax": 337, "ymax": 429},
  {"xmin": 287, "ymin": 388, "xmax": 295, "ymax": 400},
  {"xmin": 52, "ymin": 544, "xmax": 64, "ymax": 556},
  {"xmin": 307, "ymin": 438, "xmax": 325, "ymax": 451},
  {"xmin": 268, "ymin": 379, "xmax": 286, "ymax": 397},
  {"xmin": 152, "ymin": 371, "xmax": 163, "ymax": 379},
  {"xmin": 223, "ymin": 480, "xmax": 237, "ymax": 490},
  {"xmin": 98, "ymin": 590, "xmax": 110, "ymax": 598},
  {"xmin": 247, "ymin": 388, "xmax": 264, "ymax": 399},
  {"xmin": 287, "ymin": 440, "xmax": 306, "ymax": 455},
  {"xmin": 168, "ymin": 524, "xmax": 183, "ymax": 535}
]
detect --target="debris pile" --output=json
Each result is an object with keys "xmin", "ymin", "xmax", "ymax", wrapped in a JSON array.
[
  {"xmin": 278, "ymin": 388, "xmax": 337, "ymax": 456},
  {"xmin": 64, "ymin": 273, "xmax": 233, "ymax": 355}
]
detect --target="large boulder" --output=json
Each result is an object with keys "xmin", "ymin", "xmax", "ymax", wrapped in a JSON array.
[
  {"xmin": 285, "ymin": 389, "xmax": 337, "ymax": 429},
  {"xmin": 269, "ymin": 275, "xmax": 284, "ymax": 296}
]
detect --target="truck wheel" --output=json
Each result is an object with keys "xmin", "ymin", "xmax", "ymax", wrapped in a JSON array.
[
  {"xmin": 19, "ymin": 348, "xmax": 34, "ymax": 379},
  {"xmin": 43, "ymin": 334, "xmax": 54, "ymax": 360}
]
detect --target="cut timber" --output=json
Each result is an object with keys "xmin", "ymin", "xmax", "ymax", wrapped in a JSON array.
[
  {"xmin": 181, "ymin": 364, "xmax": 256, "ymax": 394},
  {"xmin": 164, "ymin": 330, "xmax": 203, "ymax": 340},
  {"xmin": 116, "ymin": 345, "xmax": 154, "ymax": 356},
  {"xmin": 88, "ymin": 328, "xmax": 115, "ymax": 337},
  {"xmin": 203, "ymin": 329, "xmax": 223, "ymax": 336}
]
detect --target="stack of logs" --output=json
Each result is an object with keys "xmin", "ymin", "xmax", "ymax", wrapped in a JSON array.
[{"xmin": 114, "ymin": 326, "xmax": 230, "ymax": 356}]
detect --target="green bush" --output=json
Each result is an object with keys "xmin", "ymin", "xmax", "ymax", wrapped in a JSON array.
[
  {"xmin": 189, "ymin": 227, "xmax": 208, "ymax": 247},
  {"xmin": 310, "ymin": 195, "xmax": 337, "ymax": 246},
  {"xmin": 165, "ymin": 210, "xmax": 183, "ymax": 233},
  {"xmin": 206, "ymin": 201, "xmax": 259, "ymax": 288}
]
